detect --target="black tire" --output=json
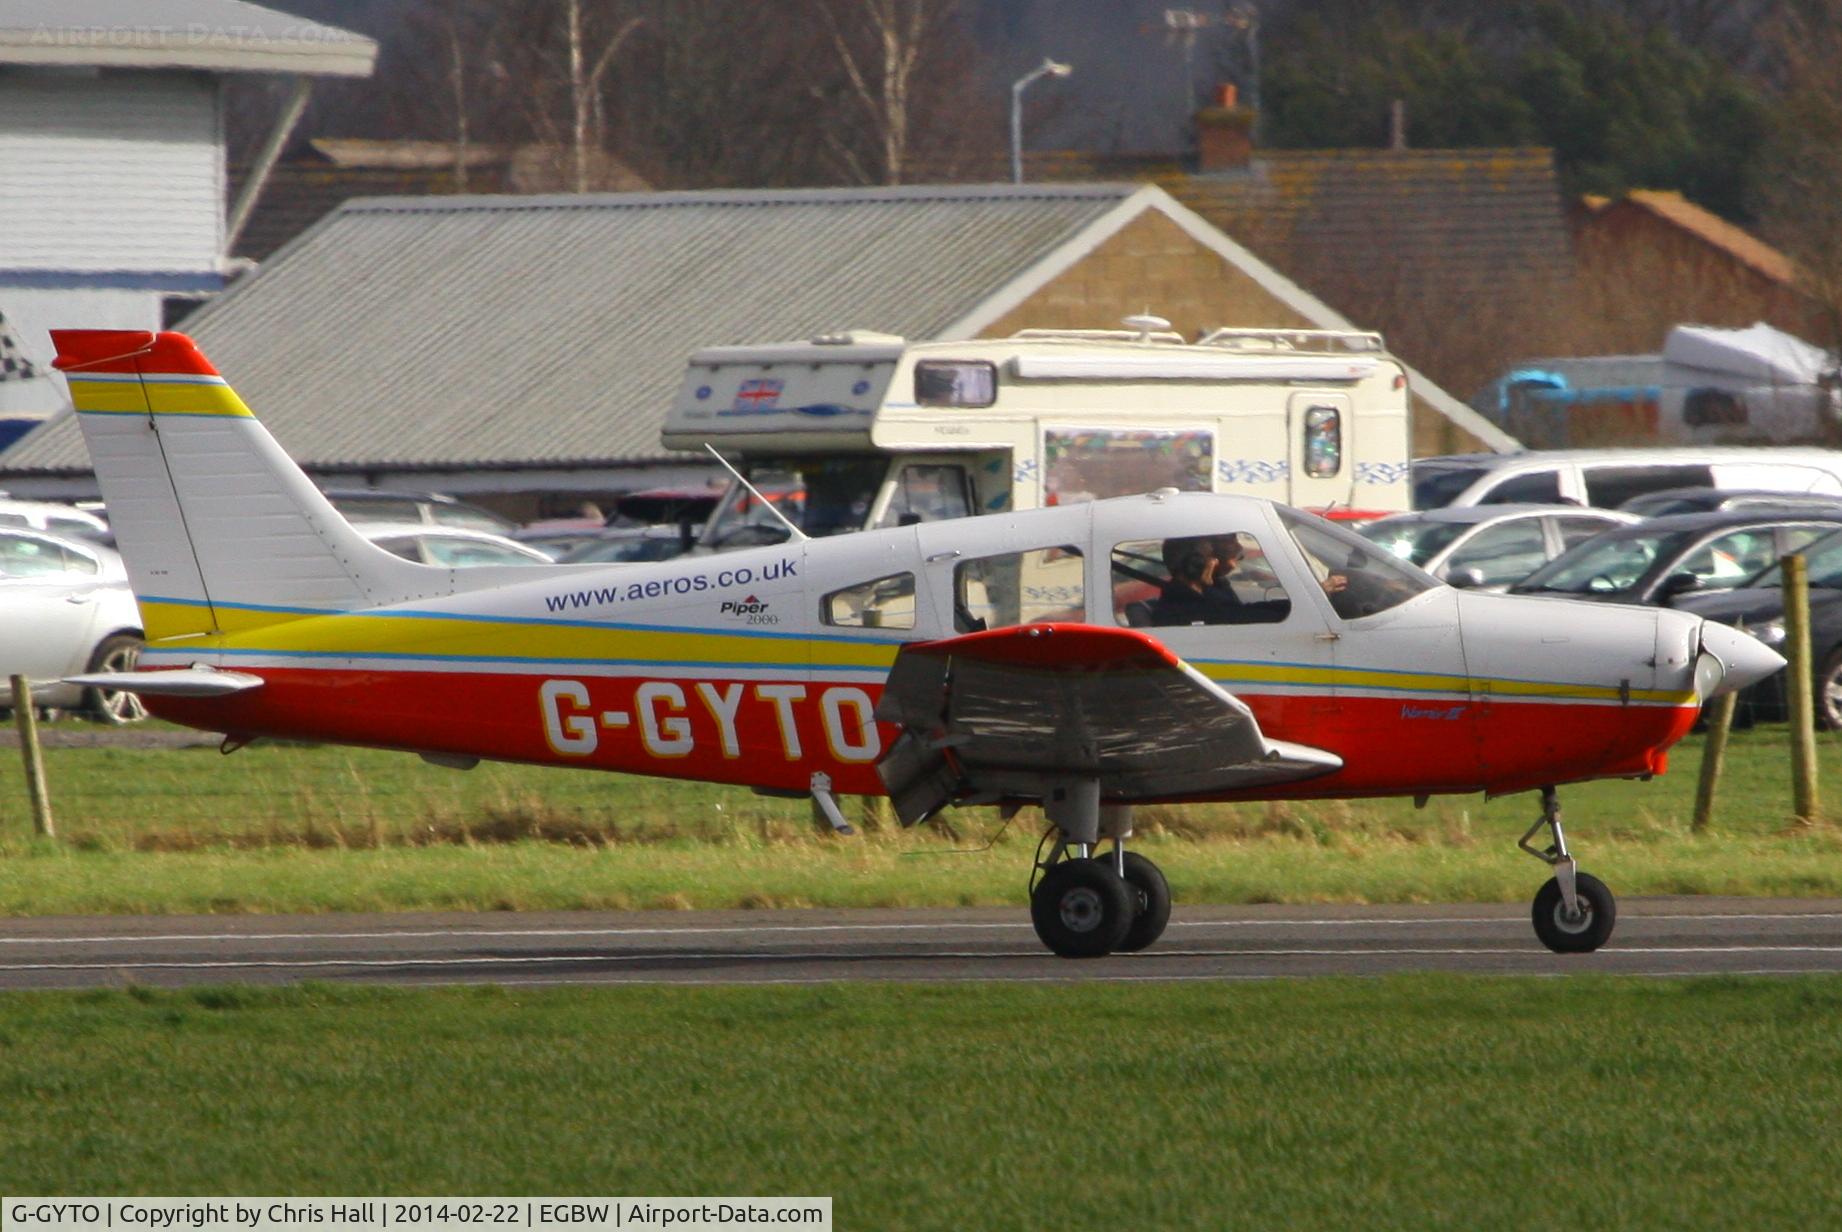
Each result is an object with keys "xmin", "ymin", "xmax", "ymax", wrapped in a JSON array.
[
  {"xmin": 84, "ymin": 633, "xmax": 147, "ymax": 726},
  {"xmin": 1531, "ymin": 871, "xmax": 1616, "ymax": 954},
  {"xmin": 1116, "ymin": 851, "xmax": 1173, "ymax": 953},
  {"xmin": 1030, "ymin": 858, "xmax": 1134, "ymax": 958},
  {"xmin": 1816, "ymin": 646, "xmax": 1842, "ymax": 731}
]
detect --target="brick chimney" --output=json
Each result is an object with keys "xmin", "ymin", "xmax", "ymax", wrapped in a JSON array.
[{"xmin": 1195, "ymin": 82, "xmax": 1256, "ymax": 173}]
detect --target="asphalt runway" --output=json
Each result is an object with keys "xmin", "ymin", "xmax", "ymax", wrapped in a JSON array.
[{"xmin": 2, "ymin": 898, "xmax": 1841, "ymax": 990}]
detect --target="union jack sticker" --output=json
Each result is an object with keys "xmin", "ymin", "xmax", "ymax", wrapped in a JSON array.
[{"xmin": 729, "ymin": 378, "xmax": 784, "ymax": 414}]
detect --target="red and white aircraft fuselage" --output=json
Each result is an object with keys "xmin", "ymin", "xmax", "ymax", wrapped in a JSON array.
[{"xmin": 55, "ymin": 330, "xmax": 1781, "ymax": 957}]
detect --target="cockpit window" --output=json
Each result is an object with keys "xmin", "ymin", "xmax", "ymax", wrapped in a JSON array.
[
  {"xmin": 1277, "ymin": 506, "xmax": 1439, "ymax": 619},
  {"xmin": 954, "ymin": 546, "xmax": 1084, "ymax": 633}
]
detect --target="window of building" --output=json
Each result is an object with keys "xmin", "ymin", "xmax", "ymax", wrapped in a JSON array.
[
  {"xmin": 954, "ymin": 546, "xmax": 1083, "ymax": 632},
  {"xmin": 823, "ymin": 572, "xmax": 916, "ymax": 630}
]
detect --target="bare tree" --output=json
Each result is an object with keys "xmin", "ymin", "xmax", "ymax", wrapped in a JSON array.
[
  {"xmin": 1755, "ymin": 0, "xmax": 1842, "ymax": 356},
  {"xmin": 809, "ymin": 0, "xmax": 963, "ymax": 185}
]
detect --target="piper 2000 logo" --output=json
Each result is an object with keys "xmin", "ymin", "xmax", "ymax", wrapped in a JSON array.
[{"xmin": 720, "ymin": 594, "xmax": 778, "ymax": 625}]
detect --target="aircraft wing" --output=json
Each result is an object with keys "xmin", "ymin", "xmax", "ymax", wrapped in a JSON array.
[{"xmin": 874, "ymin": 623, "xmax": 1341, "ymax": 825}]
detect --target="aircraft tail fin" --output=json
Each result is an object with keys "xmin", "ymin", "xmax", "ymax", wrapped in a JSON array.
[{"xmin": 53, "ymin": 329, "xmax": 432, "ymax": 642}]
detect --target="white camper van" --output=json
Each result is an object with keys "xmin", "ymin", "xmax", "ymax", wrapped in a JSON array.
[{"xmin": 661, "ymin": 318, "xmax": 1415, "ymax": 548}]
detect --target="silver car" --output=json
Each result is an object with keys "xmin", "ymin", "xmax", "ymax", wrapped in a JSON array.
[
  {"xmin": 0, "ymin": 527, "xmax": 144, "ymax": 722},
  {"xmin": 1358, "ymin": 504, "xmax": 1640, "ymax": 591}
]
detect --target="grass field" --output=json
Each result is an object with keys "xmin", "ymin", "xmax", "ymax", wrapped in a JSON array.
[
  {"xmin": 2, "ymin": 977, "xmax": 1840, "ymax": 1228},
  {"xmin": 3, "ymin": 722, "xmax": 1842, "ymax": 914}
]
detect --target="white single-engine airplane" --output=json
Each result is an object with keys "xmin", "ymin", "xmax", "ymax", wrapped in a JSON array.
[{"xmin": 56, "ymin": 330, "xmax": 1784, "ymax": 958}]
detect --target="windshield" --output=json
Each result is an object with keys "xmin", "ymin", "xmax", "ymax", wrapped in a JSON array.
[
  {"xmin": 1277, "ymin": 506, "xmax": 1439, "ymax": 619},
  {"xmin": 1411, "ymin": 463, "xmax": 1490, "ymax": 509},
  {"xmin": 1357, "ymin": 516, "xmax": 1470, "ymax": 566},
  {"xmin": 701, "ymin": 457, "xmax": 887, "ymax": 550},
  {"xmin": 1515, "ymin": 529, "xmax": 1688, "ymax": 595},
  {"xmin": 1747, "ymin": 529, "xmax": 1842, "ymax": 590}
]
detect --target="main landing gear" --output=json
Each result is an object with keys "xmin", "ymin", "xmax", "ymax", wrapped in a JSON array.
[
  {"xmin": 1027, "ymin": 782, "xmax": 1171, "ymax": 958},
  {"xmin": 1519, "ymin": 786, "xmax": 1617, "ymax": 953}
]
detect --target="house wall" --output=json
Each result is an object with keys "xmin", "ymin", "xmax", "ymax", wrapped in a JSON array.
[
  {"xmin": 1573, "ymin": 207, "xmax": 1819, "ymax": 351},
  {"xmin": 0, "ymin": 68, "xmax": 224, "ymax": 273},
  {"xmin": 979, "ymin": 211, "xmax": 1316, "ymax": 338},
  {"xmin": 0, "ymin": 67, "xmax": 229, "ymax": 424}
]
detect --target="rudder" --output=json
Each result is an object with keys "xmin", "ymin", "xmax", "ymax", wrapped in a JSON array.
[{"xmin": 54, "ymin": 329, "xmax": 427, "ymax": 642}]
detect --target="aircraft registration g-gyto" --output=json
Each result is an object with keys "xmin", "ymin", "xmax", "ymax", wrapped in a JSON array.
[{"xmin": 55, "ymin": 329, "xmax": 1784, "ymax": 959}]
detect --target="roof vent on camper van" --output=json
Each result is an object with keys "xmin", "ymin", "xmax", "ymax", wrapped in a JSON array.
[
  {"xmin": 811, "ymin": 330, "xmax": 905, "ymax": 346},
  {"xmin": 1123, "ymin": 314, "xmax": 1172, "ymax": 344}
]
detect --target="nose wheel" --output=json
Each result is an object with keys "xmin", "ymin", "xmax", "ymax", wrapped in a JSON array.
[{"xmin": 1519, "ymin": 787, "xmax": 1617, "ymax": 954}]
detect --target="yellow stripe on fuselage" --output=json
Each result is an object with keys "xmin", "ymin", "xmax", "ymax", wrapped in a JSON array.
[
  {"xmin": 156, "ymin": 607, "xmax": 903, "ymax": 672},
  {"xmin": 67, "ymin": 377, "xmax": 251, "ymax": 418}
]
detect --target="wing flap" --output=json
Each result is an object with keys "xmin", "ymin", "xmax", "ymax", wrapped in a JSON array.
[{"xmin": 874, "ymin": 623, "xmax": 1340, "ymax": 823}]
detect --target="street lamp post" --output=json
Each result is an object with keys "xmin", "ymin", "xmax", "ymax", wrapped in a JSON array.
[{"xmin": 1010, "ymin": 58, "xmax": 1072, "ymax": 184}]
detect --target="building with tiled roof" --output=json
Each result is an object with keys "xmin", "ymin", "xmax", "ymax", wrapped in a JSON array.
[
  {"xmin": 1166, "ymin": 148, "xmax": 1573, "ymax": 303},
  {"xmin": 1570, "ymin": 190, "xmax": 1819, "ymax": 353},
  {"xmin": 0, "ymin": 182, "xmax": 1507, "ymax": 507}
]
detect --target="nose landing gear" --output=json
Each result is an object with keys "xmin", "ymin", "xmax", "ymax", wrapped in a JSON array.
[{"xmin": 1519, "ymin": 786, "xmax": 1617, "ymax": 953}]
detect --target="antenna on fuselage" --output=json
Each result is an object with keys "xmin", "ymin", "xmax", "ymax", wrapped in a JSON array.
[{"xmin": 703, "ymin": 443, "xmax": 810, "ymax": 544}]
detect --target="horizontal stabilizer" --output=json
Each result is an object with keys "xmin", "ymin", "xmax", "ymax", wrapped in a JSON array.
[
  {"xmin": 875, "ymin": 623, "xmax": 1341, "ymax": 822},
  {"xmin": 62, "ymin": 667, "xmax": 265, "ymax": 698}
]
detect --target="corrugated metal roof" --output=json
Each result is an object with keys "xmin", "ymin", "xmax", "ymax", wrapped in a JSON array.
[
  {"xmin": 0, "ymin": 1, "xmax": 376, "ymax": 77},
  {"xmin": 3, "ymin": 184, "xmax": 1141, "ymax": 474}
]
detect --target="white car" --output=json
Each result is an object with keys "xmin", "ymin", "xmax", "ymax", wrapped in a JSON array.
[
  {"xmin": 0, "ymin": 496, "xmax": 110, "ymax": 542},
  {"xmin": 1358, "ymin": 504, "xmax": 1640, "ymax": 591},
  {"xmin": 0, "ymin": 527, "xmax": 144, "ymax": 722},
  {"xmin": 357, "ymin": 523, "xmax": 556, "ymax": 567}
]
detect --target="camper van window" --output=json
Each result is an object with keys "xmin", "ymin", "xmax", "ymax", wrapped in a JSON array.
[
  {"xmin": 823, "ymin": 572, "xmax": 917, "ymax": 630},
  {"xmin": 876, "ymin": 464, "xmax": 974, "ymax": 528},
  {"xmin": 1303, "ymin": 406, "xmax": 1342, "ymax": 477},
  {"xmin": 914, "ymin": 360, "xmax": 996, "ymax": 408},
  {"xmin": 954, "ymin": 546, "xmax": 1084, "ymax": 632},
  {"xmin": 1043, "ymin": 428, "xmax": 1213, "ymax": 505}
]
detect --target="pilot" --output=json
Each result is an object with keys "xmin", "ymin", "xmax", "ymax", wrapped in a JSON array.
[{"xmin": 1152, "ymin": 536, "xmax": 1243, "ymax": 626}]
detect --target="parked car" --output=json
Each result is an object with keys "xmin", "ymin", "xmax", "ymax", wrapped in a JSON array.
[
  {"xmin": 0, "ymin": 496, "xmax": 111, "ymax": 542},
  {"xmin": 1358, "ymin": 504, "xmax": 1638, "ymax": 590},
  {"xmin": 1412, "ymin": 447, "xmax": 1842, "ymax": 510},
  {"xmin": 358, "ymin": 524, "xmax": 555, "ymax": 567},
  {"xmin": 324, "ymin": 488, "xmax": 515, "ymax": 535},
  {"xmin": 1509, "ymin": 510, "xmax": 1842, "ymax": 607},
  {"xmin": 1677, "ymin": 529, "xmax": 1842, "ymax": 727},
  {"xmin": 1617, "ymin": 486, "xmax": 1842, "ymax": 518},
  {"xmin": 555, "ymin": 525, "xmax": 695, "ymax": 565},
  {"xmin": 0, "ymin": 527, "xmax": 143, "ymax": 723}
]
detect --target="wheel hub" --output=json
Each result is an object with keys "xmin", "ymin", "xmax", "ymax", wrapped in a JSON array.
[
  {"xmin": 1059, "ymin": 887, "xmax": 1104, "ymax": 933},
  {"xmin": 1552, "ymin": 902, "xmax": 1593, "ymax": 933}
]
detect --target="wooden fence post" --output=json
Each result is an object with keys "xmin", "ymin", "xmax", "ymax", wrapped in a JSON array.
[
  {"xmin": 1784, "ymin": 554, "xmax": 1820, "ymax": 825},
  {"xmin": 9, "ymin": 675, "xmax": 55, "ymax": 838},
  {"xmin": 1692, "ymin": 690, "xmax": 1737, "ymax": 834}
]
